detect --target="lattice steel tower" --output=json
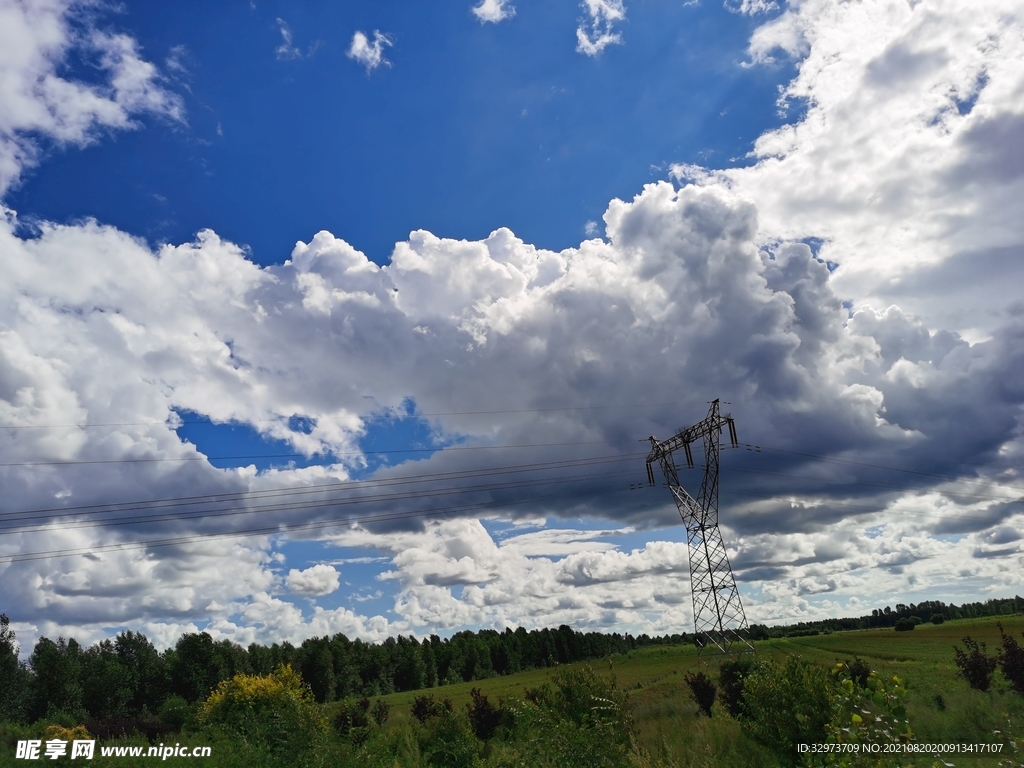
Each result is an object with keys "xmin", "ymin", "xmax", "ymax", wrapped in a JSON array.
[{"xmin": 646, "ymin": 399, "xmax": 752, "ymax": 656}]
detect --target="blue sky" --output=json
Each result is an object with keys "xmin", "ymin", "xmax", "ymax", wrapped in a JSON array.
[
  {"xmin": 2, "ymin": 0, "xmax": 1023, "ymax": 653},
  {"xmin": 8, "ymin": 1, "xmax": 792, "ymax": 263}
]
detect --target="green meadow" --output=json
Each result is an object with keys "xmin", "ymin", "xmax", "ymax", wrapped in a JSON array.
[
  {"xmin": 3, "ymin": 615, "xmax": 1022, "ymax": 767},
  {"xmin": 359, "ymin": 614, "xmax": 1024, "ymax": 767}
]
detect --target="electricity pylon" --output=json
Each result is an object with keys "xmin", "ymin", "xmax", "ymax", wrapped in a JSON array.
[{"xmin": 646, "ymin": 399, "xmax": 753, "ymax": 657}]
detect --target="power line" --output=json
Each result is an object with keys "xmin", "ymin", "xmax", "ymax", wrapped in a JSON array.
[
  {"xmin": 725, "ymin": 488, "xmax": 1024, "ymax": 527},
  {"xmin": 1, "ymin": 423, "xmax": 1020, "ymax": 569},
  {"xmin": 4, "ymin": 435, "xmax": 1020, "ymax": 503},
  {"xmin": 727, "ymin": 465, "xmax": 1024, "ymax": 505},
  {"xmin": 2, "ymin": 442, "xmax": 1020, "ymax": 538},
  {"xmin": 0, "ymin": 485, "xmax": 633, "ymax": 565},
  {"xmin": 0, "ymin": 402, "xmax": 681, "ymax": 431},
  {"xmin": 0, "ymin": 440, "xmax": 609, "ymax": 467},
  {"xmin": 0, "ymin": 451, "xmax": 646, "ymax": 523},
  {"xmin": 4, "ymin": 453, "xmax": 1020, "ymax": 564},
  {"xmin": 0, "ymin": 464, "xmax": 639, "ymax": 536},
  {"xmin": 755, "ymin": 445, "xmax": 1024, "ymax": 495}
]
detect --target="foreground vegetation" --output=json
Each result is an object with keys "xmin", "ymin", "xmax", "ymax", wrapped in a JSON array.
[{"xmin": 2, "ymin": 612, "xmax": 1024, "ymax": 766}]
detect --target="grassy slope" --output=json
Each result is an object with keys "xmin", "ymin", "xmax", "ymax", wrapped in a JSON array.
[
  {"xmin": 366, "ymin": 615, "xmax": 1024, "ymax": 767},
  {"xmin": 3, "ymin": 616, "xmax": 1020, "ymax": 767}
]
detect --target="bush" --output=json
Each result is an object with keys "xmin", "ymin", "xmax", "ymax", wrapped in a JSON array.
[
  {"xmin": 466, "ymin": 688, "xmax": 501, "ymax": 741},
  {"xmin": 684, "ymin": 671, "xmax": 717, "ymax": 717},
  {"xmin": 421, "ymin": 709, "xmax": 480, "ymax": 768},
  {"xmin": 931, "ymin": 614, "xmax": 945, "ymax": 625},
  {"xmin": 997, "ymin": 623, "xmax": 1024, "ymax": 696},
  {"xmin": 847, "ymin": 657, "xmax": 871, "ymax": 689},
  {"xmin": 356, "ymin": 723, "xmax": 421, "ymax": 768},
  {"xmin": 334, "ymin": 697, "xmax": 370, "ymax": 740},
  {"xmin": 718, "ymin": 656, "xmax": 754, "ymax": 717},
  {"xmin": 826, "ymin": 661, "xmax": 913, "ymax": 751},
  {"xmin": 411, "ymin": 696, "xmax": 444, "ymax": 724},
  {"xmin": 81, "ymin": 713, "xmax": 169, "ymax": 742},
  {"xmin": 740, "ymin": 656, "xmax": 833, "ymax": 765},
  {"xmin": 197, "ymin": 664, "xmax": 328, "ymax": 766},
  {"xmin": 894, "ymin": 618, "xmax": 916, "ymax": 632},
  {"xmin": 371, "ymin": 699, "xmax": 390, "ymax": 726},
  {"xmin": 157, "ymin": 694, "xmax": 194, "ymax": 732},
  {"xmin": 496, "ymin": 665, "xmax": 632, "ymax": 767},
  {"xmin": 44, "ymin": 723, "xmax": 91, "ymax": 744},
  {"xmin": 953, "ymin": 637, "xmax": 998, "ymax": 692}
]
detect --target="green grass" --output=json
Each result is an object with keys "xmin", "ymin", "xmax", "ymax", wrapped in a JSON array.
[
  {"xmin": 365, "ymin": 615, "xmax": 1024, "ymax": 767},
  {"xmin": 4, "ymin": 616, "xmax": 1022, "ymax": 767}
]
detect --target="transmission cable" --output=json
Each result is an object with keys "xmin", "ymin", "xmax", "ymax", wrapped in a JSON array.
[{"xmin": 0, "ymin": 484, "xmax": 633, "ymax": 565}]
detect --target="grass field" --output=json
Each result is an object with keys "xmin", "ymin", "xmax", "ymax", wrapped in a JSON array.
[
  {"xmin": 4, "ymin": 615, "xmax": 1021, "ymax": 767},
  {"xmin": 365, "ymin": 614, "xmax": 1024, "ymax": 767}
]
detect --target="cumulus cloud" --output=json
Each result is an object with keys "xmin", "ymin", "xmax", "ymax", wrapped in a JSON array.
[
  {"xmin": 286, "ymin": 563, "xmax": 341, "ymax": 596},
  {"xmin": 0, "ymin": 0, "xmax": 183, "ymax": 195},
  {"xmin": 330, "ymin": 519, "xmax": 695, "ymax": 631},
  {"xmin": 3, "ymin": 175, "xmax": 1022, "ymax": 649},
  {"xmin": 701, "ymin": 0, "xmax": 1024, "ymax": 336},
  {"xmin": 576, "ymin": 0, "xmax": 625, "ymax": 56},
  {"xmin": 347, "ymin": 30, "xmax": 393, "ymax": 72},
  {"xmin": 3, "ymin": 0, "xmax": 1024, "ymax": 652},
  {"xmin": 472, "ymin": 0, "xmax": 515, "ymax": 24}
]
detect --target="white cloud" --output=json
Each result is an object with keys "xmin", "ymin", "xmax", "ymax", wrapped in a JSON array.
[
  {"xmin": 330, "ymin": 520, "xmax": 696, "ymax": 631},
  {"xmin": 472, "ymin": 0, "xmax": 515, "ymax": 24},
  {"xmin": 347, "ymin": 30, "xmax": 393, "ymax": 73},
  {"xmin": 0, "ymin": 0, "xmax": 183, "ymax": 195},
  {"xmin": 703, "ymin": 0, "xmax": 1024, "ymax": 335},
  {"xmin": 3, "ymin": 175, "xmax": 1022, "ymax": 646},
  {"xmin": 576, "ymin": 0, "xmax": 626, "ymax": 56},
  {"xmin": 286, "ymin": 563, "xmax": 341, "ymax": 596},
  {"xmin": 724, "ymin": 0, "xmax": 778, "ymax": 14},
  {"xmin": 274, "ymin": 18, "xmax": 301, "ymax": 60},
  {"xmin": 3, "ymin": 0, "xmax": 1024, "ymax": 651}
]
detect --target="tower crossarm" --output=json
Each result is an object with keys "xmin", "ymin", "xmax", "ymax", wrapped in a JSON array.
[{"xmin": 645, "ymin": 399, "xmax": 738, "ymax": 485}]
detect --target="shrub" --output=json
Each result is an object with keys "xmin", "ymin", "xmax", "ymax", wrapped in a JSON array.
[
  {"xmin": 740, "ymin": 656, "xmax": 833, "ymax": 765},
  {"xmin": 997, "ymin": 624, "xmax": 1024, "ymax": 696},
  {"xmin": 953, "ymin": 637, "xmax": 998, "ymax": 692},
  {"xmin": 412, "ymin": 694, "xmax": 441, "ymax": 724},
  {"xmin": 197, "ymin": 664, "xmax": 327, "ymax": 766},
  {"xmin": 44, "ymin": 723, "xmax": 91, "ymax": 743},
  {"xmin": 718, "ymin": 656, "xmax": 754, "ymax": 717},
  {"xmin": 931, "ymin": 614, "xmax": 945, "ymax": 625},
  {"xmin": 847, "ymin": 657, "xmax": 871, "ymax": 689},
  {"xmin": 495, "ymin": 666, "xmax": 632, "ymax": 768},
  {"xmin": 826, "ymin": 662, "xmax": 913, "ymax": 752},
  {"xmin": 356, "ymin": 723, "xmax": 421, "ymax": 768},
  {"xmin": 157, "ymin": 694, "xmax": 194, "ymax": 732},
  {"xmin": 466, "ymin": 688, "xmax": 501, "ymax": 741},
  {"xmin": 371, "ymin": 699, "xmax": 390, "ymax": 726},
  {"xmin": 894, "ymin": 618, "xmax": 916, "ymax": 632},
  {"xmin": 421, "ymin": 709, "xmax": 480, "ymax": 768},
  {"xmin": 334, "ymin": 697, "xmax": 370, "ymax": 739},
  {"xmin": 81, "ymin": 713, "xmax": 169, "ymax": 742},
  {"xmin": 684, "ymin": 671, "xmax": 717, "ymax": 717}
]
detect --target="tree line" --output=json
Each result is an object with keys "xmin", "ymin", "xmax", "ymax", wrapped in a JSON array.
[
  {"xmin": 2, "ymin": 594, "xmax": 1021, "ymax": 728},
  {"xmin": 746, "ymin": 595, "xmax": 1024, "ymax": 639},
  {"xmin": 0, "ymin": 614, "xmax": 687, "ymax": 726}
]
